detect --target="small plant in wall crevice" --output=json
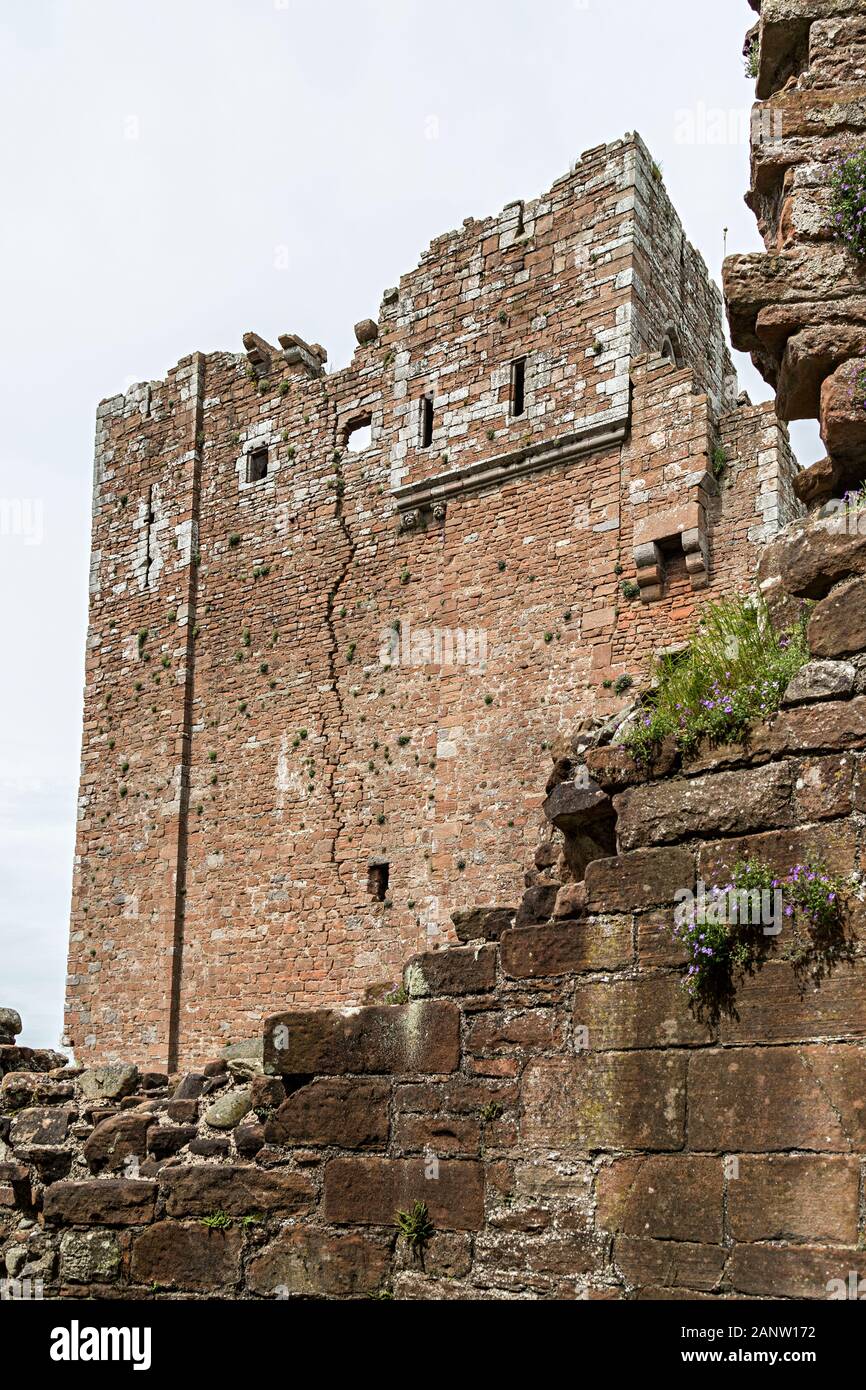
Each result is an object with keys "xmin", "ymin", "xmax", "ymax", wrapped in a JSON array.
[{"xmin": 395, "ymin": 1200, "xmax": 433, "ymax": 1254}]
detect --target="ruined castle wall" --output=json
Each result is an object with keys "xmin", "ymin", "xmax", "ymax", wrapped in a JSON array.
[
  {"xmin": 9, "ymin": 507, "xmax": 866, "ymax": 1299},
  {"xmin": 724, "ymin": 0, "xmax": 866, "ymax": 499},
  {"xmin": 66, "ymin": 139, "xmax": 800, "ymax": 1070}
]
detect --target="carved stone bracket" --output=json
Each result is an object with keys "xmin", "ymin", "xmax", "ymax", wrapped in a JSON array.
[{"xmin": 399, "ymin": 502, "xmax": 446, "ymax": 532}]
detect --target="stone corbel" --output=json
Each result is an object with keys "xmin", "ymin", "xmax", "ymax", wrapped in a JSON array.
[{"xmin": 633, "ymin": 541, "xmax": 665, "ymax": 604}]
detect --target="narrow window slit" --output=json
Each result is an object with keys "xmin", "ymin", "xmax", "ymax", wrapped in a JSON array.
[
  {"xmin": 511, "ymin": 357, "xmax": 527, "ymax": 417},
  {"xmin": 419, "ymin": 395, "xmax": 434, "ymax": 449},
  {"xmin": 367, "ymin": 861, "xmax": 389, "ymax": 902}
]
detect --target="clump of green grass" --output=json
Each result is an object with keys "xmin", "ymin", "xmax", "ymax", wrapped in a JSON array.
[
  {"xmin": 623, "ymin": 594, "xmax": 809, "ymax": 764},
  {"xmin": 200, "ymin": 1211, "xmax": 233, "ymax": 1230},
  {"xmin": 395, "ymin": 1200, "xmax": 433, "ymax": 1250}
]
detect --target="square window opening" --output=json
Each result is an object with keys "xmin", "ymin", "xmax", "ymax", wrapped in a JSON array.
[
  {"xmin": 247, "ymin": 447, "xmax": 269, "ymax": 483},
  {"xmin": 346, "ymin": 415, "xmax": 373, "ymax": 453}
]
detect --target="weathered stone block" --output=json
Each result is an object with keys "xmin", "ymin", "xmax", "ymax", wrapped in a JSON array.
[
  {"xmin": 78, "ymin": 1064, "xmax": 139, "ymax": 1102},
  {"xmin": 0, "ymin": 1161, "xmax": 31, "ymax": 1209},
  {"xmin": 585, "ymin": 740, "xmax": 678, "ymax": 792},
  {"xmin": 597, "ymin": 1156, "xmax": 723, "ymax": 1242},
  {"xmin": 793, "ymin": 754, "xmax": 854, "ymax": 820},
  {"xmin": 515, "ymin": 883, "xmax": 559, "ymax": 927},
  {"xmin": 500, "ymin": 918, "xmax": 632, "ymax": 979},
  {"xmin": 783, "ymin": 659, "xmax": 857, "ymax": 704},
  {"xmin": 522, "ymin": 1054, "xmax": 687, "ymax": 1151},
  {"xmin": 729, "ymin": 1244, "xmax": 860, "ymax": 1300},
  {"xmin": 585, "ymin": 846, "xmax": 695, "ymax": 912},
  {"xmin": 263, "ymin": 1001, "xmax": 461, "ymax": 1076},
  {"xmin": 573, "ymin": 976, "xmax": 713, "ymax": 1049},
  {"xmin": 43, "ymin": 1179, "xmax": 156, "ymax": 1226},
  {"xmin": 778, "ymin": 522, "xmax": 866, "ymax": 600},
  {"xmin": 405, "ymin": 945, "xmax": 496, "ymax": 997},
  {"xmin": 147, "ymin": 1123, "xmax": 198, "ymax": 1159},
  {"xmin": 131, "ymin": 1220, "xmax": 242, "ymax": 1291},
  {"xmin": 10, "ymin": 1105, "xmax": 75, "ymax": 1149},
  {"xmin": 83, "ymin": 1111, "xmax": 156, "ymax": 1173},
  {"xmin": 264, "ymin": 1078, "xmax": 389, "ymax": 1149},
  {"xmin": 637, "ymin": 909, "xmax": 689, "ymax": 967},
  {"xmin": 719, "ymin": 962, "xmax": 866, "ymax": 1045},
  {"xmin": 613, "ymin": 762, "xmax": 794, "ymax": 850},
  {"xmin": 203, "ymin": 1088, "xmax": 252, "ymax": 1129},
  {"xmin": 615, "ymin": 1236, "xmax": 724, "ymax": 1294},
  {"xmin": 59, "ymin": 1230, "xmax": 121, "ymax": 1284},
  {"xmin": 808, "ymin": 578, "xmax": 866, "ymax": 659},
  {"xmin": 758, "ymin": 696, "xmax": 866, "ymax": 756},
  {"xmin": 247, "ymin": 1226, "xmax": 392, "ymax": 1298},
  {"xmin": 0, "ymin": 1008, "xmax": 22, "ymax": 1043},
  {"xmin": 542, "ymin": 779, "xmax": 613, "ymax": 832},
  {"xmin": 160, "ymin": 1164, "xmax": 314, "ymax": 1218},
  {"xmin": 728, "ymin": 1155, "xmax": 860, "ymax": 1245},
  {"xmin": 698, "ymin": 820, "xmax": 858, "ymax": 887},
  {"xmin": 392, "ymin": 1113, "xmax": 480, "ymax": 1156},
  {"xmin": 688, "ymin": 1046, "xmax": 866, "ymax": 1151},
  {"xmin": 323, "ymin": 1157, "xmax": 484, "ymax": 1230},
  {"xmin": 451, "ymin": 907, "xmax": 515, "ymax": 942},
  {"xmin": 465, "ymin": 1008, "xmax": 561, "ymax": 1055}
]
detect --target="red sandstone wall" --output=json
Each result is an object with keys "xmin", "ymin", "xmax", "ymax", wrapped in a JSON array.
[
  {"xmin": 66, "ymin": 139, "xmax": 801, "ymax": 1069},
  {"xmin": 8, "ymin": 507, "xmax": 866, "ymax": 1299}
]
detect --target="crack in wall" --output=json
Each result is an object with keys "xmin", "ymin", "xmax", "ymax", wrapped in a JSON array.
[{"xmin": 322, "ymin": 399, "xmax": 358, "ymax": 872}]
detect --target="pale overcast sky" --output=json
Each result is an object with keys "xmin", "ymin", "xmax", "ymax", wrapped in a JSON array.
[{"xmin": 0, "ymin": 0, "xmax": 820, "ymax": 1049}]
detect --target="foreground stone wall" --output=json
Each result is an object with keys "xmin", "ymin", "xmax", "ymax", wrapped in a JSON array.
[
  {"xmin": 8, "ymin": 511, "xmax": 866, "ymax": 1299},
  {"xmin": 724, "ymin": 0, "xmax": 866, "ymax": 502},
  {"xmin": 67, "ymin": 132, "xmax": 801, "ymax": 1070}
]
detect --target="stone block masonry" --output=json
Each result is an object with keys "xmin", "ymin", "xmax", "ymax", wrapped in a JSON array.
[
  {"xmin": 66, "ymin": 132, "xmax": 800, "ymax": 1069},
  {"xmin": 6, "ymin": 508, "xmax": 866, "ymax": 1298}
]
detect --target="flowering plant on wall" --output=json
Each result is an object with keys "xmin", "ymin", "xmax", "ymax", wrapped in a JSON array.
[
  {"xmin": 623, "ymin": 595, "xmax": 809, "ymax": 764},
  {"xmin": 673, "ymin": 858, "xmax": 850, "ymax": 1022},
  {"xmin": 830, "ymin": 151, "xmax": 866, "ymax": 259}
]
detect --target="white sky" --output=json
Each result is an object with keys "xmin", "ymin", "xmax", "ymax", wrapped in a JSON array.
[{"xmin": 0, "ymin": 0, "xmax": 821, "ymax": 1049}]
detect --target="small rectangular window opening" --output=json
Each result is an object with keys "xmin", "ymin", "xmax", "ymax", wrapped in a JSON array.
[
  {"xmin": 247, "ymin": 446, "xmax": 269, "ymax": 483},
  {"xmin": 419, "ymin": 394, "xmax": 434, "ymax": 449},
  {"xmin": 346, "ymin": 415, "xmax": 373, "ymax": 454},
  {"xmin": 367, "ymin": 861, "xmax": 389, "ymax": 902},
  {"xmin": 511, "ymin": 357, "xmax": 527, "ymax": 418}
]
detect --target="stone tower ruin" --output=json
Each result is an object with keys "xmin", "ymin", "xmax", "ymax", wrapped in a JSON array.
[{"xmin": 66, "ymin": 132, "xmax": 800, "ymax": 1070}]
